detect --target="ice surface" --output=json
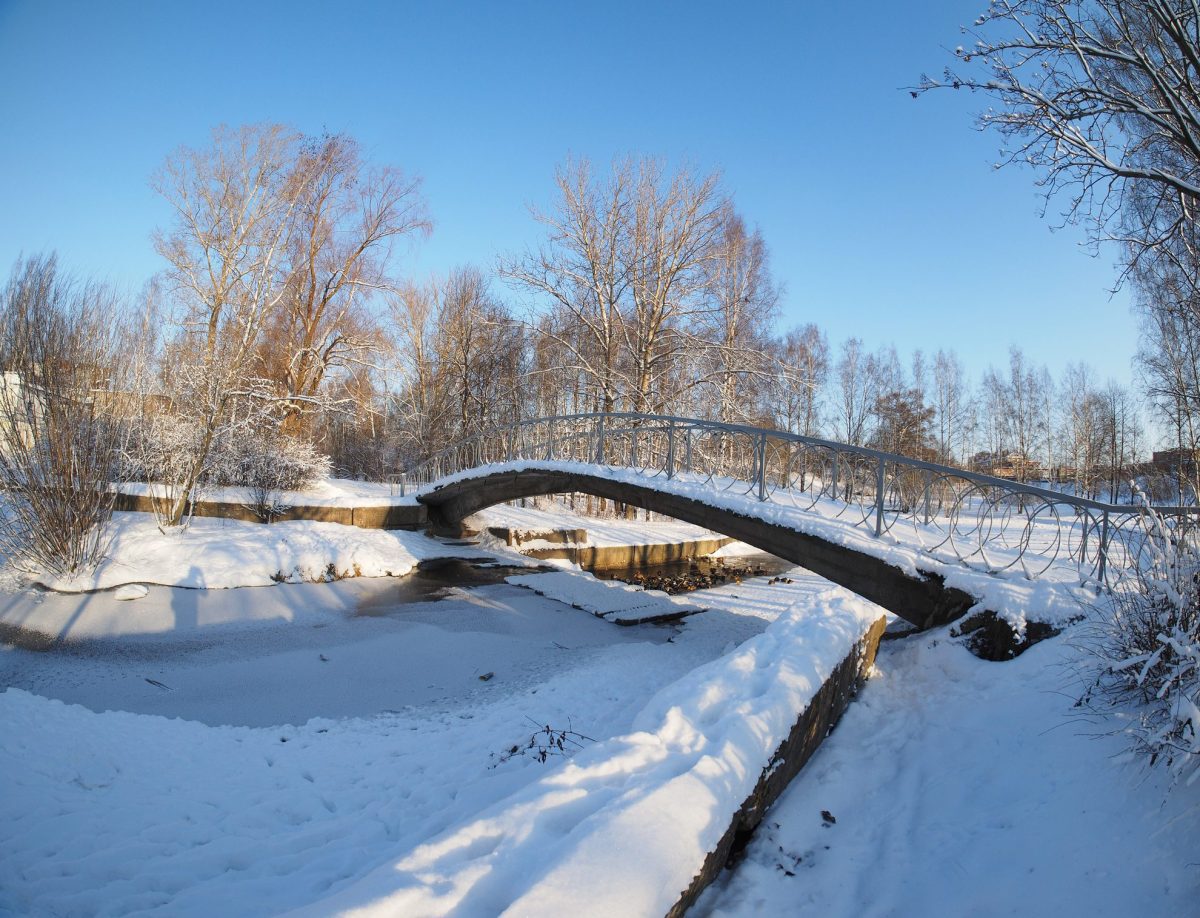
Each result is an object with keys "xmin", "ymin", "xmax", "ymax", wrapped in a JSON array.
[{"xmin": 507, "ymin": 570, "xmax": 704, "ymax": 623}]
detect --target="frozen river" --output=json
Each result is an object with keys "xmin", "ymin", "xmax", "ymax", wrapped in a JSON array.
[{"xmin": 0, "ymin": 567, "xmax": 685, "ymax": 727}]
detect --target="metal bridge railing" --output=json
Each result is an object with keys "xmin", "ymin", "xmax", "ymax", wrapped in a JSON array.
[{"xmin": 401, "ymin": 412, "xmax": 1197, "ymax": 591}]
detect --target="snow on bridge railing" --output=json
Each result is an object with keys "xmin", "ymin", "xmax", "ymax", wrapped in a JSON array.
[{"xmin": 400, "ymin": 412, "xmax": 1197, "ymax": 590}]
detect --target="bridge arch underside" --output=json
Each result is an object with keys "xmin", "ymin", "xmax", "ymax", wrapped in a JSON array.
[{"xmin": 419, "ymin": 468, "xmax": 975, "ymax": 630}]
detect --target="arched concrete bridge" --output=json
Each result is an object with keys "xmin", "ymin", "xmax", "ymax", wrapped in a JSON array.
[
  {"xmin": 407, "ymin": 412, "xmax": 1176, "ymax": 631},
  {"xmin": 418, "ymin": 465, "xmax": 975, "ymax": 630}
]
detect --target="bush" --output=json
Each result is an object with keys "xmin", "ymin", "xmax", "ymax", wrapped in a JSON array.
[
  {"xmin": 1095, "ymin": 497, "xmax": 1200, "ymax": 787},
  {"xmin": 222, "ymin": 429, "xmax": 331, "ymax": 522},
  {"xmin": 119, "ymin": 413, "xmax": 331, "ymax": 523},
  {"xmin": 0, "ymin": 255, "xmax": 124, "ymax": 578}
]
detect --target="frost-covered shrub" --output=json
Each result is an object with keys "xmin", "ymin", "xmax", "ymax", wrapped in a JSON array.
[
  {"xmin": 212, "ymin": 430, "xmax": 331, "ymax": 492},
  {"xmin": 120, "ymin": 414, "xmax": 331, "ymax": 523},
  {"xmin": 1099, "ymin": 497, "xmax": 1200, "ymax": 787},
  {"xmin": 122, "ymin": 418, "xmax": 330, "ymax": 491},
  {"xmin": 221, "ymin": 431, "xmax": 331, "ymax": 522},
  {"xmin": 119, "ymin": 413, "xmax": 207, "ymax": 489}
]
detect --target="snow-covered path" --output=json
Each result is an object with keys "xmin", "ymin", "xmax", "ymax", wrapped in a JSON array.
[{"xmin": 697, "ymin": 632, "xmax": 1199, "ymax": 918}]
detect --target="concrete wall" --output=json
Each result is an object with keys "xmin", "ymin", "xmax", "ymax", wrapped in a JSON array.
[
  {"xmin": 113, "ymin": 492, "xmax": 427, "ymax": 530},
  {"xmin": 486, "ymin": 525, "xmax": 734, "ymax": 571}
]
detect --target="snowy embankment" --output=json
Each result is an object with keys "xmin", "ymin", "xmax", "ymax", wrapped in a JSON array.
[
  {"xmin": 1, "ymin": 513, "xmax": 512, "ymax": 639},
  {"xmin": 0, "ymin": 568, "xmax": 877, "ymax": 916},
  {"xmin": 288, "ymin": 586, "xmax": 883, "ymax": 917},
  {"xmin": 33, "ymin": 511, "xmax": 492, "ymax": 591}
]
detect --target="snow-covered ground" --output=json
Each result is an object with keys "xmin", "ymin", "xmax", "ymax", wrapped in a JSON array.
[
  {"xmin": 1, "ymin": 558, "xmax": 850, "ymax": 915},
  {"xmin": 38, "ymin": 511, "xmax": 489, "ymax": 595},
  {"xmin": 5, "ymin": 564, "xmax": 1196, "ymax": 915},
  {"xmin": 1, "ymin": 482, "xmax": 1197, "ymax": 916},
  {"xmin": 698, "ymin": 631, "xmax": 1200, "ymax": 918}
]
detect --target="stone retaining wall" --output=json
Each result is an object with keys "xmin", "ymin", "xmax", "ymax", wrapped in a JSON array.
[
  {"xmin": 486, "ymin": 525, "xmax": 734, "ymax": 572},
  {"xmin": 112, "ymin": 493, "xmax": 427, "ymax": 530}
]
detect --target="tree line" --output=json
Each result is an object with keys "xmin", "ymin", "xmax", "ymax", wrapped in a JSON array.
[{"xmin": 0, "ymin": 119, "xmax": 1173, "ymax": 556}]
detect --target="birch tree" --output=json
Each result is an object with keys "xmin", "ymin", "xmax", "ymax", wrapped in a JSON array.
[
  {"xmin": 834, "ymin": 337, "xmax": 874, "ymax": 447},
  {"xmin": 151, "ymin": 123, "xmax": 303, "ymax": 525},
  {"xmin": 696, "ymin": 211, "xmax": 779, "ymax": 424},
  {"xmin": 266, "ymin": 133, "xmax": 430, "ymax": 433},
  {"xmin": 771, "ymin": 324, "xmax": 828, "ymax": 438},
  {"xmin": 502, "ymin": 156, "xmax": 727, "ymax": 416},
  {"xmin": 622, "ymin": 159, "xmax": 727, "ymax": 413},
  {"xmin": 500, "ymin": 157, "xmax": 632, "ymax": 414},
  {"xmin": 931, "ymin": 348, "xmax": 972, "ymax": 465}
]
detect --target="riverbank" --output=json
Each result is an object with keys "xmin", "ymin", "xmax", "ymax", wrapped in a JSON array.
[{"xmin": 0, "ymin": 499, "xmax": 745, "ymax": 641}]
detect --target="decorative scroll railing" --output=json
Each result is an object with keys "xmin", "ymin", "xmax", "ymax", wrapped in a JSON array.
[{"xmin": 401, "ymin": 412, "xmax": 1198, "ymax": 590}]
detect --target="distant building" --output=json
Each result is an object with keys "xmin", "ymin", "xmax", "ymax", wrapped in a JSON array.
[
  {"xmin": 1152, "ymin": 448, "xmax": 1200, "ymax": 472},
  {"xmin": 971, "ymin": 450, "xmax": 1045, "ymax": 481}
]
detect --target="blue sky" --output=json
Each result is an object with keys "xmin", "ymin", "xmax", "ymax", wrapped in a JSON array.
[{"xmin": 0, "ymin": 0, "xmax": 1137, "ymax": 396}]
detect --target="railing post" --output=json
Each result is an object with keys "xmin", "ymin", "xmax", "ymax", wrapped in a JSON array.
[
  {"xmin": 874, "ymin": 456, "xmax": 886, "ymax": 537},
  {"xmin": 1079, "ymin": 511, "xmax": 1090, "ymax": 569},
  {"xmin": 1097, "ymin": 509, "xmax": 1110, "ymax": 585},
  {"xmin": 830, "ymin": 452, "xmax": 839, "ymax": 502},
  {"xmin": 666, "ymin": 422, "xmax": 676, "ymax": 479},
  {"xmin": 595, "ymin": 415, "xmax": 606, "ymax": 465},
  {"xmin": 757, "ymin": 432, "xmax": 768, "ymax": 501},
  {"xmin": 923, "ymin": 469, "xmax": 932, "ymax": 525},
  {"xmin": 631, "ymin": 428, "xmax": 639, "ymax": 469},
  {"xmin": 546, "ymin": 419, "xmax": 555, "ymax": 461},
  {"xmin": 683, "ymin": 426, "xmax": 692, "ymax": 475}
]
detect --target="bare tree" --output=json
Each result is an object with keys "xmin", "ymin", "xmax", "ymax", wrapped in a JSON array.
[
  {"xmin": 771, "ymin": 324, "xmax": 828, "ymax": 438},
  {"xmin": 387, "ymin": 279, "xmax": 449, "ymax": 462},
  {"xmin": 0, "ymin": 255, "xmax": 126, "ymax": 577},
  {"xmin": 385, "ymin": 267, "xmax": 527, "ymax": 462},
  {"xmin": 919, "ymin": 1, "xmax": 1200, "ymax": 261},
  {"xmin": 437, "ymin": 267, "xmax": 525, "ymax": 439},
  {"xmin": 150, "ymin": 124, "xmax": 305, "ymax": 525},
  {"xmin": 147, "ymin": 124, "xmax": 430, "ymax": 522},
  {"xmin": 1099, "ymin": 381, "xmax": 1143, "ymax": 501},
  {"xmin": 502, "ymin": 156, "xmax": 727, "ymax": 416},
  {"xmin": 1061, "ymin": 362, "xmax": 1105, "ymax": 498},
  {"xmin": 870, "ymin": 388, "xmax": 935, "ymax": 459},
  {"xmin": 1005, "ymin": 347, "xmax": 1049, "ymax": 481},
  {"xmin": 920, "ymin": 2, "xmax": 1197, "ymax": 487},
  {"xmin": 696, "ymin": 211, "xmax": 780, "ymax": 424},
  {"xmin": 931, "ymin": 348, "xmax": 972, "ymax": 464},
  {"xmin": 264, "ymin": 133, "xmax": 430, "ymax": 433},
  {"xmin": 501, "ymin": 157, "xmax": 632, "ymax": 414},
  {"xmin": 834, "ymin": 337, "xmax": 874, "ymax": 447},
  {"xmin": 623, "ymin": 160, "xmax": 728, "ymax": 413}
]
